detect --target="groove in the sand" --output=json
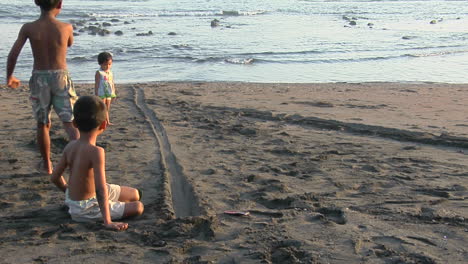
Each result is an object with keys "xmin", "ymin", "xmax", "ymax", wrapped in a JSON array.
[
  {"xmin": 205, "ymin": 105, "xmax": 468, "ymax": 149},
  {"xmin": 132, "ymin": 85, "xmax": 201, "ymax": 218}
]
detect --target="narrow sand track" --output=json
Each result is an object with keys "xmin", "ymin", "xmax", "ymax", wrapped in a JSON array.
[{"xmin": 131, "ymin": 85, "xmax": 202, "ymax": 218}]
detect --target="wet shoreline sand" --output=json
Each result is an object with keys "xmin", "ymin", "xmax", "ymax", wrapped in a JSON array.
[{"xmin": 0, "ymin": 82, "xmax": 467, "ymax": 263}]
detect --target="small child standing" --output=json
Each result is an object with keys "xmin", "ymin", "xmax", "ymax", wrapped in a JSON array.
[
  {"xmin": 51, "ymin": 96, "xmax": 143, "ymax": 231},
  {"xmin": 95, "ymin": 52, "xmax": 116, "ymax": 125}
]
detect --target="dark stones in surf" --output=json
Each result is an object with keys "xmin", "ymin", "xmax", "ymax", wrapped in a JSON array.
[
  {"xmin": 342, "ymin": 15, "xmax": 358, "ymax": 27},
  {"xmin": 98, "ymin": 29, "xmax": 110, "ymax": 36},
  {"xmin": 136, "ymin": 31, "xmax": 154, "ymax": 36},
  {"xmin": 211, "ymin": 19, "xmax": 220, "ymax": 27},
  {"xmin": 71, "ymin": 18, "xmax": 131, "ymax": 37},
  {"xmin": 430, "ymin": 18, "xmax": 443, "ymax": 24},
  {"xmin": 79, "ymin": 25, "xmax": 110, "ymax": 36}
]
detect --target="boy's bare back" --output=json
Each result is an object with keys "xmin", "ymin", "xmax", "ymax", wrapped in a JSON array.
[
  {"xmin": 23, "ymin": 14, "xmax": 73, "ymax": 70},
  {"xmin": 58, "ymin": 139, "xmax": 105, "ymax": 201},
  {"xmin": 7, "ymin": 2, "xmax": 73, "ymax": 88}
]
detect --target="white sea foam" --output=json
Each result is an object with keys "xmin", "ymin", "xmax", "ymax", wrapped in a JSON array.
[{"xmin": 1, "ymin": 0, "xmax": 467, "ymax": 83}]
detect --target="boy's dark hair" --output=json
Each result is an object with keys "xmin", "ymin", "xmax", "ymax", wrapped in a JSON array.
[
  {"xmin": 35, "ymin": 0, "xmax": 61, "ymax": 11},
  {"xmin": 73, "ymin": 96, "xmax": 107, "ymax": 132},
  {"xmin": 98, "ymin": 52, "xmax": 113, "ymax": 65}
]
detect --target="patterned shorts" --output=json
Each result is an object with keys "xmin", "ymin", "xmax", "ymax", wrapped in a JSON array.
[{"xmin": 29, "ymin": 70, "xmax": 77, "ymax": 123}]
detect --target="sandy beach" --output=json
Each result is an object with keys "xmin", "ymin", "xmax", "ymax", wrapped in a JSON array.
[{"xmin": 0, "ymin": 82, "xmax": 467, "ymax": 263}]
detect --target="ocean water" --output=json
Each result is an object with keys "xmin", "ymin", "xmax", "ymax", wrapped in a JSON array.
[{"xmin": 1, "ymin": 0, "xmax": 468, "ymax": 84}]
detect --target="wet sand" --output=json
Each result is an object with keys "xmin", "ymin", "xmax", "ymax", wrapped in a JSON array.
[{"xmin": 0, "ymin": 82, "xmax": 467, "ymax": 263}]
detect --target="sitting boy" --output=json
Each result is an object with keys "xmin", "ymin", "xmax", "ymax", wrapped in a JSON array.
[{"xmin": 51, "ymin": 95, "xmax": 144, "ymax": 230}]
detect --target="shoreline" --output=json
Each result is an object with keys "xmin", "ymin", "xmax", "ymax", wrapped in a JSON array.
[
  {"xmin": 77, "ymin": 80, "xmax": 468, "ymax": 85},
  {"xmin": 1, "ymin": 81, "xmax": 467, "ymax": 263}
]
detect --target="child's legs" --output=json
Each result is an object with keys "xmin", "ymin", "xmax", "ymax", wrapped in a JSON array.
[
  {"xmin": 104, "ymin": 98, "xmax": 111, "ymax": 110},
  {"xmin": 103, "ymin": 98, "xmax": 111, "ymax": 122},
  {"xmin": 30, "ymin": 72, "xmax": 54, "ymax": 173},
  {"xmin": 49, "ymin": 69, "xmax": 79, "ymax": 138},
  {"xmin": 63, "ymin": 122, "xmax": 79, "ymax": 140},
  {"xmin": 122, "ymin": 201, "xmax": 144, "ymax": 218},
  {"xmin": 107, "ymin": 184, "xmax": 144, "ymax": 219},
  {"xmin": 37, "ymin": 122, "xmax": 52, "ymax": 173},
  {"xmin": 119, "ymin": 186, "xmax": 141, "ymax": 202}
]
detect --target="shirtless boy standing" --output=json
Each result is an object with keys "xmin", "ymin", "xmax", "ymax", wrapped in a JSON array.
[
  {"xmin": 6, "ymin": 0, "xmax": 79, "ymax": 174},
  {"xmin": 51, "ymin": 96, "xmax": 144, "ymax": 230}
]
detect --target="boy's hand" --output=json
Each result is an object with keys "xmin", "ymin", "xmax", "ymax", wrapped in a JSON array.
[
  {"xmin": 7, "ymin": 76, "xmax": 20, "ymax": 89},
  {"xmin": 105, "ymin": 222, "xmax": 128, "ymax": 231}
]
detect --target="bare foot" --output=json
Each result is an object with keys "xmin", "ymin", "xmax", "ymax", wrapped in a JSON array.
[
  {"xmin": 37, "ymin": 160, "xmax": 53, "ymax": 175},
  {"xmin": 105, "ymin": 222, "xmax": 128, "ymax": 231}
]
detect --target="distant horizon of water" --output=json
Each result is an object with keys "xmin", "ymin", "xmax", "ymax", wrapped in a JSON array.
[{"xmin": 1, "ymin": 0, "xmax": 468, "ymax": 84}]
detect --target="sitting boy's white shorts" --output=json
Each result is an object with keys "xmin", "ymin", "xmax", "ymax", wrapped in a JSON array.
[{"xmin": 65, "ymin": 183, "xmax": 126, "ymax": 222}]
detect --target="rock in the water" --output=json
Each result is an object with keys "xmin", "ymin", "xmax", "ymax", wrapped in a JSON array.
[
  {"xmin": 136, "ymin": 31, "xmax": 153, "ymax": 36},
  {"xmin": 211, "ymin": 19, "xmax": 220, "ymax": 27},
  {"xmin": 98, "ymin": 29, "xmax": 110, "ymax": 36}
]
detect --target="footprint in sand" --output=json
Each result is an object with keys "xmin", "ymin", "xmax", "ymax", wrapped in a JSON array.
[
  {"xmin": 316, "ymin": 207, "xmax": 347, "ymax": 225},
  {"xmin": 20, "ymin": 192, "xmax": 43, "ymax": 202},
  {"xmin": 0, "ymin": 201, "xmax": 13, "ymax": 209}
]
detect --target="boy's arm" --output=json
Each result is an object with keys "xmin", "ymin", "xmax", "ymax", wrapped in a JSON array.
[
  {"xmin": 67, "ymin": 23, "xmax": 74, "ymax": 47},
  {"xmin": 51, "ymin": 150, "xmax": 69, "ymax": 192},
  {"xmin": 94, "ymin": 71, "xmax": 100, "ymax": 96},
  {"xmin": 93, "ymin": 148, "xmax": 128, "ymax": 231},
  {"xmin": 6, "ymin": 24, "xmax": 28, "ymax": 88}
]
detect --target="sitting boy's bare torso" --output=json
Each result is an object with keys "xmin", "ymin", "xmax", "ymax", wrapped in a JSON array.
[{"xmin": 62, "ymin": 140, "xmax": 103, "ymax": 201}]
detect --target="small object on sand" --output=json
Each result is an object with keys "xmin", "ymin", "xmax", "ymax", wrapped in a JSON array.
[{"xmin": 224, "ymin": 210, "xmax": 250, "ymax": 216}]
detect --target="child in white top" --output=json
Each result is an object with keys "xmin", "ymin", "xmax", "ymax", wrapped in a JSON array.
[{"xmin": 95, "ymin": 52, "xmax": 116, "ymax": 125}]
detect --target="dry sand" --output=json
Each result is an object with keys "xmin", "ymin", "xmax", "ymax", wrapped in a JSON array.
[{"xmin": 0, "ymin": 82, "xmax": 467, "ymax": 263}]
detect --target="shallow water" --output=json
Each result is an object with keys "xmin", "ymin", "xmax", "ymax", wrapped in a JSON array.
[{"xmin": 1, "ymin": 0, "xmax": 468, "ymax": 83}]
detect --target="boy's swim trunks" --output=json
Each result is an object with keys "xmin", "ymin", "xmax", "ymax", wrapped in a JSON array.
[
  {"xmin": 29, "ymin": 70, "xmax": 77, "ymax": 123},
  {"xmin": 65, "ymin": 183, "xmax": 125, "ymax": 222}
]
